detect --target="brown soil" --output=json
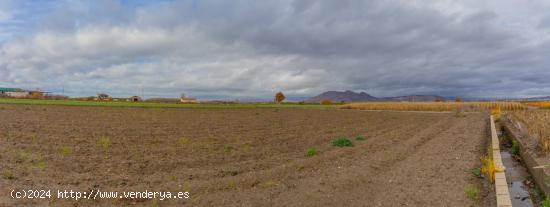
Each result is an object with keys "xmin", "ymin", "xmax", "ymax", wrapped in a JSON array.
[{"xmin": 0, "ymin": 105, "xmax": 492, "ymax": 206}]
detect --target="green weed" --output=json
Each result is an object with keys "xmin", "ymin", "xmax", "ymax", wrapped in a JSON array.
[
  {"xmin": 511, "ymin": 140, "xmax": 520, "ymax": 156},
  {"xmin": 59, "ymin": 146, "xmax": 71, "ymax": 157},
  {"xmin": 99, "ymin": 136, "xmax": 111, "ymax": 150},
  {"xmin": 333, "ymin": 138, "xmax": 353, "ymax": 147},
  {"xmin": 471, "ymin": 168, "xmax": 482, "ymax": 178},
  {"xmin": 151, "ymin": 198, "xmax": 160, "ymax": 207},
  {"xmin": 179, "ymin": 137, "xmax": 189, "ymax": 145},
  {"xmin": 306, "ymin": 148, "xmax": 316, "ymax": 157},
  {"xmin": 355, "ymin": 136, "xmax": 366, "ymax": 141},
  {"xmin": 35, "ymin": 159, "xmax": 47, "ymax": 170},
  {"xmin": 544, "ymin": 195, "xmax": 550, "ymax": 207},
  {"xmin": 465, "ymin": 185, "xmax": 480, "ymax": 201},
  {"xmin": 16, "ymin": 151, "xmax": 31, "ymax": 163},
  {"xmin": 224, "ymin": 144, "xmax": 233, "ymax": 152},
  {"xmin": 260, "ymin": 180, "xmax": 278, "ymax": 188},
  {"xmin": 2, "ymin": 172, "xmax": 16, "ymax": 180}
]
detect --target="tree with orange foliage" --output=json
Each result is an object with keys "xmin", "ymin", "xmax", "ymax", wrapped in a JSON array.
[{"xmin": 274, "ymin": 91, "xmax": 286, "ymax": 104}]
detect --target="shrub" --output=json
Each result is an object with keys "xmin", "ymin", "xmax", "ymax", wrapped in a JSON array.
[
  {"xmin": 333, "ymin": 138, "xmax": 353, "ymax": 147},
  {"xmin": 321, "ymin": 99, "xmax": 333, "ymax": 105},
  {"xmin": 480, "ymin": 155, "xmax": 500, "ymax": 183},
  {"xmin": 306, "ymin": 148, "xmax": 316, "ymax": 157},
  {"xmin": 464, "ymin": 185, "xmax": 480, "ymax": 201}
]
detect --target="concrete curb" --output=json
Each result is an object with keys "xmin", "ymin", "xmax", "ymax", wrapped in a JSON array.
[{"xmin": 490, "ymin": 115, "xmax": 512, "ymax": 207}]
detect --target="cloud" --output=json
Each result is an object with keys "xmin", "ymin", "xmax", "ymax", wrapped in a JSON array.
[{"xmin": 1, "ymin": 0, "xmax": 550, "ymax": 99}]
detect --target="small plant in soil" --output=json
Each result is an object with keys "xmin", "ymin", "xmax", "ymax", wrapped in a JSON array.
[
  {"xmin": 224, "ymin": 144, "xmax": 233, "ymax": 152},
  {"xmin": 471, "ymin": 167, "xmax": 482, "ymax": 178},
  {"xmin": 179, "ymin": 137, "xmax": 189, "ymax": 145},
  {"xmin": 543, "ymin": 195, "xmax": 550, "ymax": 207},
  {"xmin": 2, "ymin": 172, "xmax": 16, "ymax": 180},
  {"xmin": 260, "ymin": 180, "xmax": 277, "ymax": 188},
  {"xmin": 306, "ymin": 148, "xmax": 316, "ymax": 157},
  {"xmin": 511, "ymin": 140, "xmax": 520, "ymax": 157},
  {"xmin": 35, "ymin": 159, "xmax": 47, "ymax": 170},
  {"xmin": 333, "ymin": 138, "xmax": 353, "ymax": 147},
  {"xmin": 59, "ymin": 146, "xmax": 71, "ymax": 158},
  {"xmin": 464, "ymin": 185, "xmax": 480, "ymax": 201},
  {"xmin": 355, "ymin": 136, "xmax": 366, "ymax": 141},
  {"xmin": 542, "ymin": 195, "xmax": 550, "ymax": 207},
  {"xmin": 99, "ymin": 136, "xmax": 111, "ymax": 151},
  {"xmin": 16, "ymin": 151, "xmax": 31, "ymax": 163},
  {"xmin": 151, "ymin": 198, "xmax": 160, "ymax": 207}
]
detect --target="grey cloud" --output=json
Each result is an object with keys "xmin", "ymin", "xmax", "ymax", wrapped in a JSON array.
[{"xmin": 1, "ymin": 0, "xmax": 550, "ymax": 99}]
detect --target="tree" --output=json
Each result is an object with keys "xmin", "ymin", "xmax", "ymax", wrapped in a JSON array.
[
  {"xmin": 180, "ymin": 93, "xmax": 186, "ymax": 99},
  {"xmin": 274, "ymin": 91, "xmax": 286, "ymax": 103},
  {"xmin": 321, "ymin": 99, "xmax": 333, "ymax": 105},
  {"xmin": 455, "ymin": 96, "xmax": 462, "ymax": 102}
]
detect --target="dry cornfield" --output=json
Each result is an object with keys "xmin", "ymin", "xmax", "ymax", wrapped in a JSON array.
[
  {"xmin": 339, "ymin": 102, "xmax": 527, "ymax": 112},
  {"xmin": 511, "ymin": 110, "xmax": 550, "ymax": 151},
  {"xmin": 523, "ymin": 101, "xmax": 550, "ymax": 109}
]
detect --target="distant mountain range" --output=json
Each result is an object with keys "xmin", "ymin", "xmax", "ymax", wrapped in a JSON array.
[
  {"xmin": 519, "ymin": 96, "xmax": 550, "ymax": 101},
  {"xmin": 305, "ymin": 90, "xmax": 446, "ymax": 102},
  {"xmin": 306, "ymin": 91, "xmax": 377, "ymax": 102}
]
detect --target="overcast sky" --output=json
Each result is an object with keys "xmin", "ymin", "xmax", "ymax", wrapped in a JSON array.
[{"xmin": 1, "ymin": 0, "xmax": 550, "ymax": 99}]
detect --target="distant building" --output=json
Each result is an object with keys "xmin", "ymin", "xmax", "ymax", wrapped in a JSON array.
[
  {"xmin": 96, "ymin": 93, "xmax": 112, "ymax": 101},
  {"xmin": 0, "ymin": 88, "xmax": 30, "ymax": 98},
  {"xmin": 180, "ymin": 98, "xmax": 199, "ymax": 104},
  {"xmin": 129, "ymin": 96, "xmax": 142, "ymax": 102}
]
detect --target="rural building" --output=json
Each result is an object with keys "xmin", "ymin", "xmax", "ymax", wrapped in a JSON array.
[
  {"xmin": 180, "ymin": 97, "xmax": 199, "ymax": 103},
  {"xmin": 0, "ymin": 88, "xmax": 30, "ymax": 98},
  {"xmin": 96, "ymin": 93, "xmax": 112, "ymax": 101},
  {"xmin": 28, "ymin": 90, "xmax": 45, "ymax": 99},
  {"xmin": 129, "ymin": 96, "xmax": 142, "ymax": 102}
]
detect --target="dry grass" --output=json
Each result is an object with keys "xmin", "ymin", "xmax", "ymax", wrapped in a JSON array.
[
  {"xmin": 480, "ymin": 155, "xmax": 499, "ymax": 183},
  {"xmin": 524, "ymin": 101, "xmax": 550, "ymax": 109},
  {"xmin": 511, "ymin": 110, "xmax": 550, "ymax": 151},
  {"xmin": 339, "ymin": 102, "xmax": 526, "ymax": 112}
]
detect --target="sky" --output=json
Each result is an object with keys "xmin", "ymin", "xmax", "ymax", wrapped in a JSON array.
[{"xmin": 1, "ymin": 0, "xmax": 550, "ymax": 99}]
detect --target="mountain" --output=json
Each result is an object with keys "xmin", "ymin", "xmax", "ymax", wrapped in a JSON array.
[
  {"xmin": 522, "ymin": 96, "xmax": 550, "ymax": 101},
  {"xmin": 305, "ymin": 91, "xmax": 447, "ymax": 103},
  {"xmin": 305, "ymin": 90, "xmax": 378, "ymax": 102},
  {"xmin": 384, "ymin": 95, "xmax": 446, "ymax": 102}
]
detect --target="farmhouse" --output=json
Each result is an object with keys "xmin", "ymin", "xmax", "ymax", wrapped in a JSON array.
[
  {"xmin": 0, "ymin": 88, "xmax": 30, "ymax": 98},
  {"xmin": 129, "ymin": 96, "xmax": 142, "ymax": 102}
]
